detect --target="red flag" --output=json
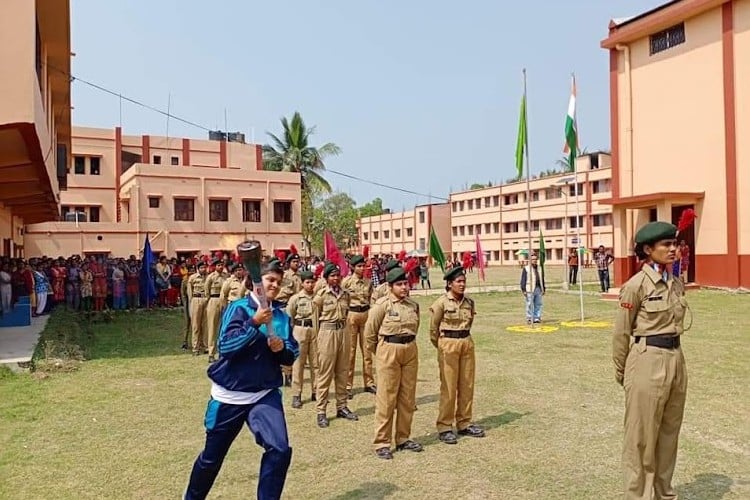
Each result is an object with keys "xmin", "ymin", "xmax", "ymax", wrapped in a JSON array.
[
  {"xmin": 324, "ymin": 231, "xmax": 349, "ymax": 277},
  {"xmin": 475, "ymin": 234, "xmax": 486, "ymax": 282}
]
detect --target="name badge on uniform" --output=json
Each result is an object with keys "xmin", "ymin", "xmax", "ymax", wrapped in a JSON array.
[
  {"xmin": 387, "ymin": 310, "xmax": 399, "ymax": 317},
  {"xmin": 647, "ymin": 296, "xmax": 663, "ymax": 301}
]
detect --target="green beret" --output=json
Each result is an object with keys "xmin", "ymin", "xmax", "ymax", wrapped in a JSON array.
[
  {"xmin": 444, "ymin": 266, "xmax": 465, "ymax": 282},
  {"xmin": 349, "ymin": 255, "xmax": 365, "ymax": 266},
  {"xmin": 211, "ymin": 258, "xmax": 222, "ymax": 266},
  {"xmin": 385, "ymin": 259, "xmax": 400, "ymax": 271},
  {"xmin": 286, "ymin": 253, "xmax": 300, "ymax": 264},
  {"xmin": 323, "ymin": 262, "xmax": 340, "ymax": 278},
  {"xmin": 197, "ymin": 261, "xmax": 207, "ymax": 268},
  {"xmin": 635, "ymin": 221, "xmax": 677, "ymax": 245},
  {"xmin": 268, "ymin": 257, "xmax": 280, "ymax": 265},
  {"xmin": 386, "ymin": 267, "xmax": 407, "ymax": 284},
  {"xmin": 227, "ymin": 263, "xmax": 237, "ymax": 272},
  {"xmin": 299, "ymin": 270, "xmax": 314, "ymax": 281}
]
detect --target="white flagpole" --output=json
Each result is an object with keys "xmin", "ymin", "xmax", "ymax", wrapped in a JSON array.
[
  {"xmin": 523, "ymin": 70, "xmax": 535, "ymax": 325},
  {"xmin": 572, "ymin": 73, "xmax": 585, "ymax": 322}
]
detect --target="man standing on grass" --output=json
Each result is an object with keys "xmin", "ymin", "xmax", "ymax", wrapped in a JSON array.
[
  {"xmin": 185, "ymin": 261, "xmax": 298, "ymax": 500},
  {"xmin": 594, "ymin": 245, "xmax": 615, "ymax": 293},
  {"xmin": 520, "ymin": 253, "xmax": 545, "ymax": 324}
]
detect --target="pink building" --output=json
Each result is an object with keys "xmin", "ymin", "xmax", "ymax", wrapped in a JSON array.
[{"xmin": 24, "ymin": 127, "xmax": 302, "ymax": 258}]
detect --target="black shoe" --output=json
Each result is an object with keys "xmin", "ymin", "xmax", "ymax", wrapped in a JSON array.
[
  {"xmin": 311, "ymin": 392, "xmax": 316, "ymax": 402},
  {"xmin": 364, "ymin": 385, "xmax": 377, "ymax": 395},
  {"xmin": 336, "ymin": 407, "xmax": 359, "ymax": 421},
  {"xmin": 317, "ymin": 414, "xmax": 329, "ymax": 428},
  {"xmin": 181, "ymin": 342, "xmax": 189, "ymax": 351},
  {"xmin": 347, "ymin": 390, "xmax": 354, "ymax": 400},
  {"xmin": 439, "ymin": 431, "xmax": 458, "ymax": 445},
  {"xmin": 395, "ymin": 440, "xmax": 423, "ymax": 452},
  {"xmin": 375, "ymin": 447, "xmax": 393, "ymax": 460},
  {"xmin": 457, "ymin": 425, "xmax": 486, "ymax": 438},
  {"xmin": 284, "ymin": 375, "xmax": 292, "ymax": 387},
  {"xmin": 291, "ymin": 396, "xmax": 302, "ymax": 409},
  {"xmin": 533, "ymin": 319, "xmax": 541, "ymax": 324}
]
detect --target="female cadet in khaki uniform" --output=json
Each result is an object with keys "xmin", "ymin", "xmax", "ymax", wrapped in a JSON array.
[
  {"xmin": 365, "ymin": 266, "xmax": 422, "ymax": 459},
  {"xmin": 613, "ymin": 221, "xmax": 689, "ymax": 500},
  {"xmin": 429, "ymin": 266, "xmax": 485, "ymax": 445},
  {"xmin": 286, "ymin": 270, "xmax": 319, "ymax": 409}
]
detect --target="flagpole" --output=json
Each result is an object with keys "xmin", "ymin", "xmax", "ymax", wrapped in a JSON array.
[
  {"xmin": 523, "ymin": 69, "xmax": 535, "ymax": 325},
  {"xmin": 572, "ymin": 73, "xmax": 585, "ymax": 322}
]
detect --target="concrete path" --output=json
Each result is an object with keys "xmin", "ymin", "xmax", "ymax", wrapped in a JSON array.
[{"xmin": 0, "ymin": 315, "xmax": 49, "ymax": 367}]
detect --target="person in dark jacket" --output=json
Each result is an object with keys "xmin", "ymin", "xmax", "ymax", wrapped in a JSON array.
[{"xmin": 185, "ymin": 261, "xmax": 299, "ymax": 500}]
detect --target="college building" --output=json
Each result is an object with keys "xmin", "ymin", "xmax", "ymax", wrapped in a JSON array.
[
  {"xmin": 0, "ymin": 0, "xmax": 71, "ymax": 258},
  {"xmin": 24, "ymin": 127, "xmax": 302, "ymax": 259},
  {"xmin": 602, "ymin": 0, "xmax": 750, "ymax": 288}
]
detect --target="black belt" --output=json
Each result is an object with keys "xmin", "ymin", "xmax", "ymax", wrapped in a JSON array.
[
  {"xmin": 192, "ymin": 294, "xmax": 204, "ymax": 298},
  {"xmin": 209, "ymin": 294, "xmax": 221, "ymax": 298},
  {"xmin": 441, "ymin": 330, "xmax": 471, "ymax": 339},
  {"xmin": 635, "ymin": 335, "xmax": 680, "ymax": 349},
  {"xmin": 320, "ymin": 320, "xmax": 345, "ymax": 329},
  {"xmin": 295, "ymin": 319, "xmax": 313, "ymax": 327},
  {"xmin": 349, "ymin": 305, "xmax": 370, "ymax": 313},
  {"xmin": 382, "ymin": 335, "xmax": 416, "ymax": 344}
]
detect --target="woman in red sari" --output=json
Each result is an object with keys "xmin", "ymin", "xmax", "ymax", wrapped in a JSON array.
[
  {"xmin": 92, "ymin": 257, "xmax": 108, "ymax": 311},
  {"xmin": 50, "ymin": 259, "xmax": 67, "ymax": 304}
]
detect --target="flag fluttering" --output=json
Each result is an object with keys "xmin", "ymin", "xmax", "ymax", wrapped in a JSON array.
[
  {"xmin": 475, "ymin": 234, "xmax": 486, "ymax": 282},
  {"xmin": 429, "ymin": 227, "xmax": 446, "ymax": 272},
  {"xmin": 139, "ymin": 235, "xmax": 158, "ymax": 307},
  {"xmin": 515, "ymin": 93, "xmax": 527, "ymax": 179},
  {"xmin": 563, "ymin": 74, "xmax": 578, "ymax": 168},
  {"xmin": 323, "ymin": 231, "xmax": 349, "ymax": 277}
]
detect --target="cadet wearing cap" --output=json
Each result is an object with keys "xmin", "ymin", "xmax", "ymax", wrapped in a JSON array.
[
  {"xmin": 364, "ymin": 266, "xmax": 422, "ymax": 459},
  {"xmin": 219, "ymin": 264, "xmax": 245, "ymax": 309},
  {"xmin": 286, "ymin": 270, "xmax": 319, "ymax": 409},
  {"xmin": 613, "ymin": 221, "xmax": 689, "ymax": 500},
  {"xmin": 181, "ymin": 263, "xmax": 196, "ymax": 350},
  {"xmin": 187, "ymin": 261, "xmax": 210, "ymax": 355},
  {"xmin": 204, "ymin": 259, "xmax": 229, "ymax": 363},
  {"xmin": 371, "ymin": 259, "xmax": 401, "ymax": 304},
  {"xmin": 313, "ymin": 263, "xmax": 357, "ymax": 427},
  {"xmin": 277, "ymin": 252, "xmax": 302, "ymax": 386},
  {"xmin": 342, "ymin": 254, "xmax": 376, "ymax": 398},
  {"xmin": 429, "ymin": 266, "xmax": 485, "ymax": 445}
]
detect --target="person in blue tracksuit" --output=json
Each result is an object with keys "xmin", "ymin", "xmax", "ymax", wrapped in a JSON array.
[{"xmin": 185, "ymin": 261, "xmax": 299, "ymax": 500}]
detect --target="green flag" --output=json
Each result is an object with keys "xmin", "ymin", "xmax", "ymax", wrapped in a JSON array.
[
  {"xmin": 539, "ymin": 229, "xmax": 546, "ymax": 284},
  {"xmin": 515, "ymin": 94, "xmax": 527, "ymax": 179},
  {"xmin": 429, "ymin": 227, "xmax": 446, "ymax": 272}
]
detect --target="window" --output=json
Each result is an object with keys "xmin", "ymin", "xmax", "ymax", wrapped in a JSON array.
[
  {"xmin": 650, "ymin": 23, "xmax": 685, "ymax": 55},
  {"xmin": 592, "ymin": 179, "xmax": 611, "ymax": 194},
  {"xmin": 503, "ymin": 194, "xmax": 519, "ymax": 205},
  {"xmin": 531, "ymin": 191, "xmax": 539, "ymax": 202},
  {"xmin": 452, "ymin": 227, "xmax": 458, "ymax": 237},
  {"xmin": 153, "ymin": 155, "xmax": 162, "ymax": 165},
  {"xmin": 174, "ymin": 198, "xmax": 195, "ymax": 221},
  {"xmin": 475, "ymin": 224, "xmax": 481, "ymax": 235},
  {"xmin": 418, "ymin": 211, "xmax": 425, "ymax": 223},
  {"xmin": 90, "ymin": 157, "xmax": 101, "ymax": 175},
  {"xmin": 61, "ymin": 206, "xmax": 71, "ymax": 217},
  {"xmin": 374, "ymin": 231, "xmax": 379, "ymax": 240},
  {"xmin": 493, "ymin": 195, "xmax": 499, "ymax": 207},
  {"xmin": 273, "ymin": 201, "xmax": 293, "ymax": 223},
  {"xmin": 555, "ymin": 248, "xmax": 563, "ymax": 260},
  {"xmin": 476, "ymin": 198, "xmax": 482, "ymax": 209},
  {"xmin": 459, "ymin": 201, "xmax": 465, "ymax": 211},
  {"xmin": 468, "ymin": 225, "xmax": 474, "ymax": 235},
  {"xmin": 209, "ymin": 200, "xmax": 229, "ymax": 222},
  {"xmin": 459, "ymin": 226, "xmax": 465, "ymax": 236},
  {"xmin": 452, "ymin": 202, "xmax": 458, "ymax": 212},
  {"xmin": 171, "ymin": 156, "xmax": 179, "ymax": 166},
  {"xmin": 75, "ymin": 206, "xmax": 84, "ymax": 214},
  {"xmin": 468, "ymin": 199, "xmax": 474, "ymax": 210},
  {"xmin": 395, "ymin": 229, "xmax": 401, "ymax": 238},
  {"xmin": 484, "ymin": 196, "xmax": 491, "ymax": 207},
  {"xmin": 503, "ymin": 222, "xmax": 519, "ymax": 233},
  {"xmin": 148, "ymin": 197, "xmax": 160, "ymax": 208},
  {"xmin": 419, "ymin": 238, "xmax": 426, "ymax": 250},
  {"xmin": 242, "ymin": 200, "xmax": 261, "ymax": 222},
  {"xmin": 363, "ymin": 232, "xmax": 369, "ymax": 241},
  {"xmin": 484, "ymin": 223, "xmax": 491, "ymax": 234},
  {"xmin": 74, "ymin": 156, "xmax": 85, "ymax": 174},
  {"xmin": 406, "ymin": 228, "xmax": 413, "ymax": 237},
  {"xmin": 493, "ymin": 250, "xmax": 500, "ymax": 261},
  {"xmin": 568, "ymin": 216, "xmax": 584, "ymax": 229},
  {"xmin": 531, "ymin": 220, "xmax": 540, "ymax": 231},
  {"xmin": 593, "ymin": 213, "xmax": 613, "ymax": 227},
  {"xmin": 545, "ymin": 218, "xmax": 563, "ymax": 230},
  {"xmin": 493, "ymin": 222, "xmax": 499, "ymax": 233},
  {"xmin": 569, "ymin": 183, "xmax": 584, "ymax": 196},
  {"xmin": 546, "ymin": 188, "xmax": 562, "ymax": 200},
  {"xmin": 89, "ymin": 206, "xmax": 100, "ymax": 222},
  {"xmin": 384, "ymin": 230, "xmax": 390, "ymax": 240}
]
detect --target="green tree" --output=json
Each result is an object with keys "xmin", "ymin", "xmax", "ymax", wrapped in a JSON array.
[
  {"xmin": 308, "ymin": 194, "xmax": 384, "ymax": 255},
  {"xmin": 263, "ymin": 112, "xmax": 342, "ymax": 252},
  {"xmin": 358, "ymin": 197, "xmax": 384, "ymax": 217}
]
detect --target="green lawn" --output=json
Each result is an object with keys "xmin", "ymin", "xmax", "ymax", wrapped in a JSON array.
[{"xmin": 1, "ymin": 290, "xmax": 748, "ymax": 499}]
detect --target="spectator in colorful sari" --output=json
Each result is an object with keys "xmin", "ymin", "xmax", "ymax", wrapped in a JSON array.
[
  {"xmin": 92, "ymin": 257, "xmax": 108, "ymax": 311},
  {"xmin": 80, "ymin": 262, "xmax": 94, "ymax": 312},
  {"xmin": 50, "ymin": 259, "xmax": 66, "ymax": 304},
  {"xmin": 112, "ymin": 262, "xmax": 127, "ymax": 310}
]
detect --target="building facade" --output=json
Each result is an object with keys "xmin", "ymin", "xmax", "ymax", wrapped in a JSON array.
[
  {"xmin": 356, "ymin": 203, "xmax": 452, "ymax": 257},
  {"xmin": 602, "ymin": 0, "xmax": 750, "ymax": 288},
  {"xmin": 450, "ymin": 153, "xmax": 613, "ymax": 266},
  {"xmin": 0, "ymin": 0, "xmax": 71, "ymax": 257},
  {"xmin": 24, "ymin": 127, "xmax": 302, "ymax": 258}
]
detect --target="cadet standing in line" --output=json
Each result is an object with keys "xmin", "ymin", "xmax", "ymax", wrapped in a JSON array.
[
  {"xmin": 181, "ymin": 263, "xmax": 195, "ymax": 350},
  {"xmin": 219, "ymin": 263, "xmax": 245, "ymax": 309},
  {"xmin": 204, "ymin": 259, "xmax": 229, "ymax": 363},
  {"xmin": 187, "ymin": 261, "xmax": 209, "ymax": 356},
  {"xmin": 313, "ymin": 263, "xmax": 358, "ymax": 427},
  {"xmin": 365, "ymin": 266, "xmax": 422, "ymax": 459},
  {"xmin": 429, "ymin": 266, "xmax": 485, "ymax": 445},
  {"xmin": 613, "ymin": 221, "xmax": 689, "ymax": 500},
  {"xmin": 286, "ymin": 270, "xmax": 319, "ymax": 409},
  {"xmin": 277, "ymin": 252, "xmax": 302, "ymax": 386},
  {"xmin": 370, "ymin": 259, "xmax": 401, "ymax": 304},
  {"xmin": 342, "ymin": 254, "xmax": 376, "ymax": 398}
]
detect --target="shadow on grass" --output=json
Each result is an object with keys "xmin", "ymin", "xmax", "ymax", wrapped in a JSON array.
[
  {"xmin": 677, "ymin": 473, "xmax": 734, "ymax": 500},
  {"xmin": 329, "ymin": 481, "xmax": 398, "ymax": 500},
  {"xmin": 417, "ymin": 410, "xmax": 530, "ymax": 448},
  {"xmin": 354, "ymin": 393, "xmax": 440, "ymax": 418}
]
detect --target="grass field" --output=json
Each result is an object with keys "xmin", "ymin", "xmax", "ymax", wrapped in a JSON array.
[{"xmin": 1, "ymin": 290, "xmax": 748, "ymax": 499}]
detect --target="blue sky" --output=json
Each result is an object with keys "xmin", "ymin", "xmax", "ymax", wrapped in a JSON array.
[{"xmin": 70, "ymin": 0, "xmax": 662, "ymax": 211}]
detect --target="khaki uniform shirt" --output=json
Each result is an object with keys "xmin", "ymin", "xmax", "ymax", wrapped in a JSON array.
[
  {"xmin": 205, "ymin": 270, "xmax": 228, "ymax": 298},
  {"xmin": 287, "ymin": 290, "xmax": 318, "ymax": 330},
  {"xmin": 428, "ymin": 293, "xmax": 476, "ymax": 346},
  {"xmin": 370, "ymin": 282, "xmax": 390, "ymax": 304},
  {"xmin": 219, "ymin": 275, "xmax": 245, "ymax": 307},
  {"xmin": 342, "ymin": 274, "xmax": 373, "ymax": 308},
  {"xmin": 277, "ymin": 269, "xmax": 302, "ymax": 304},
  {"xmin": 314, "ymin": 278, "xmax": 327, "ymax": 294},
  {"xmin": 364, "ymin": 294, "xmax": 420, "ymax": 353},
  {"xmin": 187, "ymin": 272, "xmax": 208, "ymax": 300},
  {"xmin": 612, "ymin": 264, "xmax": 689, "ymax": 384},
  {"xmin": 313, "ymin": 286, "xmax": 350, "ymax": 325}
]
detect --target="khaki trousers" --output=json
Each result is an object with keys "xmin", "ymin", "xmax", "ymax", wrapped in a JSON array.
[
  {"xmin": 623, "ymin": 341, "xmax": 687, "ymax": 500},
  {"xmin": 190, "ymin": 297, "xmax": 208, "ymax": 353},
  {"xmin": 205, "ymin": 297, "xmax": 223, "ymax": 357},
  {"xmin": 316, "ymin": 325, "xmax": 349, "ymax": 414},
  {"xmin": 436, "ymin": 336, "xmax": 476, "ymax": 433},
  {"xmin": 373, "ymin": 339, "xmax": 418, "ymax": 449},
  {"xmin": 347, "ymin": 310, "xmax": 374, "ymax": 389},
  {"xmin": 292, "ymin": 325, "xmax": 318, "ymax": 397},
  {"xmin": 182, "ymin": 290, "xmax": 191, "ymax": 344}
]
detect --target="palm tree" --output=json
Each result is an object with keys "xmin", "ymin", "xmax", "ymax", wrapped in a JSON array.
[
  {"xmin": 263, "ymin": 112, "xmax": 341, "ymax": 253},
  {"xmin": 555, "ymin": 147, "xmax": 588, "ymax": 172}
]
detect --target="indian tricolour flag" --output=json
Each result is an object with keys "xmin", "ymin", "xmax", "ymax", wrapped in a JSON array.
[{"xmin": 563, "ymin": 74, "xmax": 578, "ymax": 167}]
